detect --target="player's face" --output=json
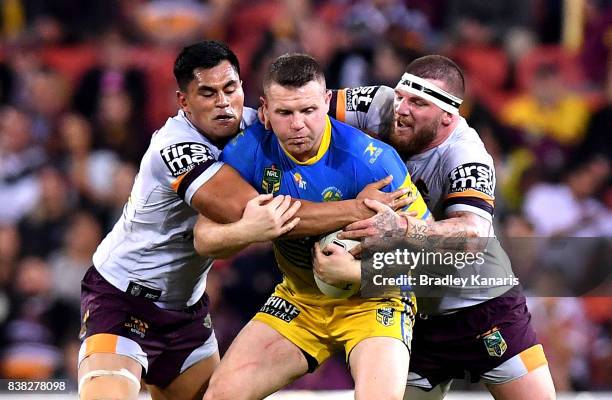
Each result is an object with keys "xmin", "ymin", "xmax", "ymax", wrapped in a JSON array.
[
  {"xmin": 177, "ymin": 60, "xmax": 244, "ymax": 143},
  {"xmin": 390, "ymin": 79, "xmax": 446, "ymax": 157},
  {"xmin": 263, "ymin": 80, "xmax": 331, "ymax": 162}
]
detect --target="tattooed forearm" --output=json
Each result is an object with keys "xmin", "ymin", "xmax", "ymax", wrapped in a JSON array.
[
  {"xmin": 403, "ymin": 211, "xmax": 490, "ymax": 251},
  {"xmin": 376, "ymin": 209, "xmax": 407, "ymax": 238}
]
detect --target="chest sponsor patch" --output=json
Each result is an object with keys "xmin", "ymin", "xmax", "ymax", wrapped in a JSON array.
[
  {"xmin": 160, "ymin": 142, "xmax": 215, "ymax": 177},
  {"xmin": 260, "ymin": 296, "xmax": 300, "ymax": 322},
  {"xmin": 345, "ymin": 86, "xmax": 380, "ymax": 112},
  {"xmin": 448, "ymin": 162, "xmax": 495, "ymax": 197}
]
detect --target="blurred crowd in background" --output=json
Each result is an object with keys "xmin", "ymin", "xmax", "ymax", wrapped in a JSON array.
[{"xmin": 0, "ymin": 0, "xmax": 610, "ymax": 393}]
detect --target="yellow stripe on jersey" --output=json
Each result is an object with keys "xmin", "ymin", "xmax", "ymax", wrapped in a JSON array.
[
  {"xmin": 398, "ymin": 174, "xmax": 429, "ymax": 220},
  {"xmin": 279, "ymin": 116, "xmax": 332, "ymax": 165}
]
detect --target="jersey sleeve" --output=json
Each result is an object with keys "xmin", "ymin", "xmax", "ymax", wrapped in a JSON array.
[
  {"xmin": 154, "ymin": 140, "xmax": 223, "ymax": 207},
  {"xmin": 219, "ymin": 123, "xmax": 262, "ymax": 187},
  {"xmin": 330, "ymin": 85, "xmax": 395, "ymax": 138},
  {"xmin": 440, "ymin": 143, "xmax": 496, "ymax": 221},
  {"xmin": 356, "ymin": 141, "xmax": 430, "ymax": 221}
]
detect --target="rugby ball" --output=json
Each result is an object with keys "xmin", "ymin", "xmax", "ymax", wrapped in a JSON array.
[{"xmin": 314, "ymin": 231, "xmax": 360, "ymax": 299}]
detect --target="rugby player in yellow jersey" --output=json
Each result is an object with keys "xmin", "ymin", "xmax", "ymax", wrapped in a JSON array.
[{"xmin": 197, "ymin": 54, "xmax": 430, "ymax": 400}]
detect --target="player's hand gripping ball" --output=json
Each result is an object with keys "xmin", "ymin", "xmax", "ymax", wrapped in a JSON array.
[{"xmin": 314, "ymin": 231, "xmax": 360, "ymax": 298}]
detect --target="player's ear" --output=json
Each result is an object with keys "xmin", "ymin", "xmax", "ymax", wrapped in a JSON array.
[
  {"xmin": 260, "ymin": 96, "xmax": 269, "ymax": 112},
  {"xmin": 324, "ymin": 89, "xmax": 332, "ymax": 112},
  {"xmin": 442, "ymin": 111, "xmax": 453, "ymax": 126},
  {"xmin": 176, "ymin": 91, "xmax": 189, "ymax": 113}
]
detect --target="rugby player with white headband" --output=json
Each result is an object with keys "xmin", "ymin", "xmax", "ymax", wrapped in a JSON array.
[
  {"xmin": 317, "ymin": 55, "xmax": 556, "ymax": 400},
  {"xmin": 395, "ymin": 72, "xmax": 463, "ymax": 115}
]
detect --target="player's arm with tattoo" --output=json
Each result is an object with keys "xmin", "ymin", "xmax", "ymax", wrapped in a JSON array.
[
  {"xmin": 339, "ymin": 199, "xmax": 490, "ymax": 251},
  {"xmin": 401, "ymin": 210, "xmax": 491, "ymax": 250}
]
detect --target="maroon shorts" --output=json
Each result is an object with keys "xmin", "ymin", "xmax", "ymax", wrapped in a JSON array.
[
  {"xmin": 409, "ymin": 288, "xmax": 542, "ymax": 388},
  {"xmin": 78, "ymin": 266, "xmax": 216, "ymax": 388}
]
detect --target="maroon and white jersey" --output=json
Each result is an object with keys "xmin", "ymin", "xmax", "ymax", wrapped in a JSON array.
[
  {"xmin": 333, "ymin": 86, "xmax": 514, "ymax": 314},
  {"xmin": 93, "ymin": 108, "xmax": 257, "ymax": 309}
]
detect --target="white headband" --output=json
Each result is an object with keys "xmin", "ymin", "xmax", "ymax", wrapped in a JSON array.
[{"xmin": 395, "ymin": 73, "xmax": 463, "ymax": 115}]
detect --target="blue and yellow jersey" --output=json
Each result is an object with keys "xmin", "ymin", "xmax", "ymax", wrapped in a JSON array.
[{"xmin": 221, "ymin": 116, "xmax": 429, "ymax": 295}]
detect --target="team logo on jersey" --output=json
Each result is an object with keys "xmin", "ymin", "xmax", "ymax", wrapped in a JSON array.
[
  {"xmin": 376, "ymin": 306, "xmax": 395, "ymax": 327},
  {"xmin": 483, "ymin": 330, "xmax": 507, "ymax": 357},
  {"xmin": 448, "ymin": 162, "xmax": 495, "ymax": 197},
  {"xmin": 293, "ymin": 173, "xmax": 307, "ymax": 190},
  {"xmin": 160, "ymin": 142, "xmax": 215, "ymax": 177},
  {"xmin": 79, "ymin": 309, "xmax": 90, "ymax": 340},
  {"xmin": 124, "ymin": 316, "xmax": 149, "ymax": 339},
  {"xmin": 321, "ymin": 186, "xmax": 343, "ymax": 201},
  {"xmin": 345, "ymin": 86, "xmax": 379, "ymax": 112},
  {"xmin": 262, "ymin": 165, "xmax": 282, "ymax": 194},
  {"xmin": 260, "ymin": 296, "xmax": 300, "ymax": 322},
  {"xmin": 364, "ymin": 142, "xmax": 383, "ymax": 164}
]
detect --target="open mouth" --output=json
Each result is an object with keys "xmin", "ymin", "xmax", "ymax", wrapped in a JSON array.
[
  {"xmin": 214, "ymin": 114, "xmax": 235, "ymax": 121},
  {"xmin": 396, "ymin": 118, "xmax": 413, "ymax": 129}
]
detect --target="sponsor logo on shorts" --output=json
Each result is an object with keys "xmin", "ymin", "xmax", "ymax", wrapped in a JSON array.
[
  {"xmin": 203, "ymin": 313, "xmax": 212, "ymax": 329},
  {"xmin": 262, "ymin": 165, "xmax": 282, "ymax": 194},
  {"xmin": 260, "ymin": 296, "xmax": 300, "ymax": 323},
  {"xmin": 126, "ymin": 282, "xmax": 162, "ymax": 301},
  {"xmin": 79, "ymin": 309, "xmax": 90, "ymax": 340},
  {"xmin": 321, "ymin": 186, "xmax": 343, "ymax": 201},
  {"xmin": 160, "ymin": 142, "xmax": 215, "ymax": 178},
  {"xmin": 130, "ymin": 285, "xmax": 141, "ymax": 296},
  {"xmin": 483, "ymin": 330, "xmax": 507, "ymax": 357},
  {"xmin": 124, "ymin": 316, "xmax": 149, "ymax": 339},
  {"xmin": 376, "ymin": 306, "xmax": 395, "ymax": 327},
  {"xmin": 448, "ymin": 162, "xmax": 495, "ymax": 197},
  {"xmin": 345, "ymin": 86, "xmax": 379, "ymax": 112}
]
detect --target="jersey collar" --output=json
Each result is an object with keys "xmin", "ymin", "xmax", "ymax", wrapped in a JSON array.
[{"xmin": 281, "ymin": 115, "xmax": 332, "ymax": 165}]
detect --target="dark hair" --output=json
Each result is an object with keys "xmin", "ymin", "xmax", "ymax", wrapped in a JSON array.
[
  {"xmin": 406, "ymin": 55, "xmax": 465, "ymax": 98},
  {"xmin": 263, "ymin": 53, "xmax": 325, "ymax": 92},
  {"xmin": 173, "ymin": 41, "xmax": 240, "ymax": 91}
]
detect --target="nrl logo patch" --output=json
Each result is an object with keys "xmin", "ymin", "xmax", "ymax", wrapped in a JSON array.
[
  {"xmin": 376, "ymin": 307, "xmax": 395, "ymax": 327},
  {"xmin": 483, "ymin": 330, "xmax": 507, "ymax": 357},
  {"xmin": 262, "ymin": 166, "xmax": 282, "ymax": 194}
]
